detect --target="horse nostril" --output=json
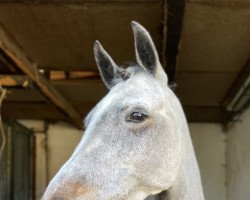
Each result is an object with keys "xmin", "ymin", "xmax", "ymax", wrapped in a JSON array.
[{"xmin": 45, "ymin": 183, "xmax": 91, "ymax": 200}]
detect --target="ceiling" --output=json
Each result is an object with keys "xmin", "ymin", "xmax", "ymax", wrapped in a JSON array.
[{"xmin": 0, "ymin": 0, "xmax": 249, "ymax": 128}]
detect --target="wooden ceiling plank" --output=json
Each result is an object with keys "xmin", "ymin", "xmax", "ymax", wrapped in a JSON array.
[
  {"xmin": 0, "ymin": 25, "xmax": 83, "ymax": 129},
  {"xmin": 68, "ymin": 71, "xmax": 99, "ymax": 79},
  {"xmin": 2, "ymin": 102, "xmax": 67, "ymax": 120},
  {"xmin": 49, "ymin": 70, "xmax": 99, "ymax": 80},
  {"xmin": 4, "ymin": 88, "xmax": 45, "ymax": 102}
]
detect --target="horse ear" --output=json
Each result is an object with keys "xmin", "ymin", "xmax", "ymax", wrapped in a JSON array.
[
  {"xmin": 94, "ymin": 41, "xmax": 120, "ymax": 89},
  {"xmin": 131, "ymin": 21, "xmax": 160, "ymax": 77}
]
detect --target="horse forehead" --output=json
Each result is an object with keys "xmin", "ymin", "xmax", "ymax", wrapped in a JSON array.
[
  {"xmin": 94, "ymin": 74, "xmax": 165, "ymax": 115},
  {"xmin": 114, "ymin": 74, "xmax": 164, "ymax": 99}
]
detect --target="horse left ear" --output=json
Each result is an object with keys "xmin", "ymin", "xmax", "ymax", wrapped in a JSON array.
[
  {"xmin": 94, "ymin": 41, "xmax": 120, "ymax": 89},
  {"xmin": 131, "ymin": 21, "xmax": 160, "ymax": 77}
]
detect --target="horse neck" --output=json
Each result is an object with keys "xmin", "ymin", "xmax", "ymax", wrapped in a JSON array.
[{"xmin": 164, "ymin": 122, "xmax": 205, "ymax": 200}]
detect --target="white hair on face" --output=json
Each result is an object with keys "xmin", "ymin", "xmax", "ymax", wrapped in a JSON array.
[{"xmin": 42, "ymin": 21, "xmax": 204, "ymax": 200}]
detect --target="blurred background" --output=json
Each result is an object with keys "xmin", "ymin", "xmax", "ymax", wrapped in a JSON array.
[{"xmin": 0, "ymin": 0, "xmax": 249, "ymax": 199}]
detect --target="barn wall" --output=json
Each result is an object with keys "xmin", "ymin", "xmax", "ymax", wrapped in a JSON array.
[{"xmin": 227, "ymin": 108, "xmax": 250, "ymax": 200}]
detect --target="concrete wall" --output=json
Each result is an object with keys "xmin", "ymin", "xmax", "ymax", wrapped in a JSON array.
[{"xmin": 227, "ymin": 108, "xmax": 250, "ymax": 200}]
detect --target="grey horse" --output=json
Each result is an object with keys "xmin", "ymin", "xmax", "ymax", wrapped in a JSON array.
[{"xmin": 42, "ymin": 21, "xmax": 204, "ymax": 200}]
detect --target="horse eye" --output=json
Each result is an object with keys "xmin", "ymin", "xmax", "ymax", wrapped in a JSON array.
[{"xmin": 128, "ymin": 111, "xmax": 148, "ymax": 123}]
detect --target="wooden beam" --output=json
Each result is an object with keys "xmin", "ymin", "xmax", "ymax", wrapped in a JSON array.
[
  {"xmin": 0, "ymin": 25, "xmax": 83, "ymax": 129},
  {"xmin": 49, "ymin": 70, "xmax": 99, "ymax": 81},
  {"xmin": 2, "ymin": 102, "xmax": 67, "ymax": 120},
  {"xmin": 0, "ymin": 75, "xmax": 32, "ymax": 88},
  {"xmin": 0, "ymin": 51, "xmax": 17, "ymax": 73},
  {"xmin": 183, "ymin": 106, "xmax": 223, "ymax": 123},
  {"xmin": 3, "ymin": 88, "xmax": 45, "ymax": 102},
  {"xmin": 165, "ymin": 0, "xmax": 185, "ymax": 87},
  {"xmin": 68, "ymin": 71, "xmax": 99, "ymax": 79},
  {"xmin": 222, "ymin": 59, "xmax": 250, "ymax": 110},
  {"xmin": 222, "ymin": 59, "xmax": 250, "ymax": 130},
  {"xmin": 50, "ymin": 70, "xmax": 67, "ymax": 81}
]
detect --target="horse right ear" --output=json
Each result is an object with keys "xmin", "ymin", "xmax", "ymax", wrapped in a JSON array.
[
  {"xmin": 131, "ymin": 21, "xmax": 160, "ymax": 77},
  {"xmin": 94, "ymin": 41, "xmax": 120, "ymax": 89}
]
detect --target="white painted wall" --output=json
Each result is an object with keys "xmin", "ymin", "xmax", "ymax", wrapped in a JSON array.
[
  {"xmin": 190, "ymin": 124, "xmax": 227, "ymax": 200},
  {"xmin": 227, "ymin": 108, "xmax": 250, "ymax": 200},
  {"xmin": 46, "ymin": 122, "xmax": 83, "ymax": 179}
]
